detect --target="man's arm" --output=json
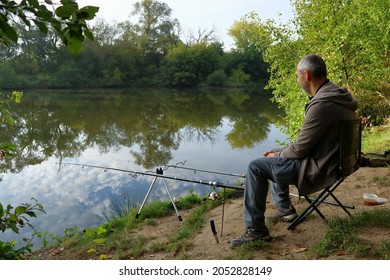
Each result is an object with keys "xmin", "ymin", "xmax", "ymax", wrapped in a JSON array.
[{"xmin": 276, "ymin": 102, "xmax": 331, "ymax": 159}]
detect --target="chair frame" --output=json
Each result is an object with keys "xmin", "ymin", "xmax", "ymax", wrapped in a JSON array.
[{"xmin": 288, "ymin": 119, "xmax": 362, "ymax": 230}]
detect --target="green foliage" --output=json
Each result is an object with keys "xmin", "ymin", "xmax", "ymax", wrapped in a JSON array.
[
  {"xmin": 0, "ymin": 91, "xmax": 22, "ymax": 157},
  {"xmin": 362, "ymin": 120, "xmax": 390, "ymax": 154},
  {"xmin": 293, "ymin": 0, "xmax": 390, "ymax": 126},
  {"xmin": 206, "ymin": 70, "xmax": 228, "ymax": 87},
  {"xmin": 0, "ymin": 63, "xmax": 21, "ymax": 88},
  {"xmin": 103, "ymin": 192, "xmax": 140, "ymax": 221},
  {"xmin": 0, "ymin": 197, "xmax": 45, "ymax": 234},
  {"xmin": 0, "ymin": 1, "xmax": 270, "ymax": 89},
  {"xmin": 130, "ymin": 0, "xmax": 181, "ymax": 55},
  {"xmin": 0, "ymin": 0, "xmax": 98, "ymax": 55},
  {"xmin": 229, "ymin": 68, "xmax": 250, "ymax": 86},
  {"xmin": 239, "ymin": 0, "xmax": 390, "ymax": 139},
  {"xmin": 174, "ymin": 189, "xmax": 203, "ymax": 209},
  {"xmin": 161, "ymin": 43, "xmax": 223, "ymax": 86},
  {"xmin": 0, "ymin": 197, "xmax": 46, "ymax": 259},
  {"xmin": 85, "ymin": 225, "xmax": 108, "ymax": 259}
]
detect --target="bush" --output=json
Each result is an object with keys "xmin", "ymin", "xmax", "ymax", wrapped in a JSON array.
[
  {"xmin": 206, "ymin": 70, "xmax": 228, "ymax": 87},
  {"xmin": 0, "ymin": 198, "xmax": 46, "ymax": 259}
]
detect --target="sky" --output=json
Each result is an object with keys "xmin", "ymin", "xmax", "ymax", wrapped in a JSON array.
[{"xmin": 76, "ymin": 0, "xmax": 294, "ymax": 49}]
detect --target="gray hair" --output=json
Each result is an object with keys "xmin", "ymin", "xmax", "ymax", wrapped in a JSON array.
[{"xmin": 297, "ymin": 54, "xmax": 327, "ymax": 79}]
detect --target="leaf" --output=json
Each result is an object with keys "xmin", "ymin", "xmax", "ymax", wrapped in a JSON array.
[
  {"xmin": 99, "ymin": 254, "xmax": 107, "ymax": 260},
  {"xmin": 0, "ymin": 21, "xmax": 18, "ymax": 43},
  {"xmin": 9, "ymin": 221, "xmax": 19, "ymax": 234},
  {"xmin": 55, "ymin": 5, "xmax": 77, "ymax": 19},
  {"xmin": 93, "ymin": 238, "xmax": 106, "ymax": 244},
  {"xmin": 96, "ymin": 226, "xmax": 107, "ymax": 235},
  {"xmin": 77, "ymin": 6, "xmax": 100, "ymax": 21},
  {"xmin": 84, "ymin": 228, "xmax": 94, "ymax": 237},
  {"xmin": 3, "ymin": 115, "xmax": 14, "ymax": 126},
  {"xmin": 27, "ymin": 0, "xmax": 40, "ymax": 7},
  {"xmin": 14, "ymin": 206, "xmax": 26, "ymax": 215},
  {"xmin": 83, "ymin": 29, "xmax": 94, "ymax": 41},
  {"xmin": 25, "ymin": 211, "xmax": 37, "ymax": 218},
  {"xmin": 87, "ymin": 248, "xmax": 96, "ymax": 253},
  {"xmin": 33, "ymin": 20, "xmax": 49, "ymax": 34},
  {"xmin": 65, "ymin": 36, "xmax": 83, "ymax": 55},
  {"xmin": 0, "ymin": 203, "xmax": 4, "ymax": 218}
]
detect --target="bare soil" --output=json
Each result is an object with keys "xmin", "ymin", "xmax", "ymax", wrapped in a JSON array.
[{"xmin": 33, "ymin": 167, "xmax": 390, "ymax": 260}]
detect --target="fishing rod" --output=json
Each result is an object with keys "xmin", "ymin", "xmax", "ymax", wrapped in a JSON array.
[
  {"xmin": 64, "ymin": 162, "xmax": 245, "ymax": 191},
  {"xmin": 163, "ymin": 161, "xmax": 246, "ymax": 178}
]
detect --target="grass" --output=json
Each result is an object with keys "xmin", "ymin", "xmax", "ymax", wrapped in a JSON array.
[
  {"xmin": 309, "ymin": 209, "xmax": 390, "ymax": 259},
  {"xmin": 362, "ymin": 118, "xmax": 390, "ymax": 154},
  {"xmin": 29, "ymin": 189, "xmax": 236, "ymax": 260}
]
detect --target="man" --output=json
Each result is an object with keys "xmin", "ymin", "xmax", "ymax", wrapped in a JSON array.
[{"xmin": 230, "ymin": 54, "xmax": 358, "ymax": 249}]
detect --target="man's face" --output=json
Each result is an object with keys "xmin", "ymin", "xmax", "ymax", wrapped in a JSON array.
[{"xmin": 296, "ymin": 67, "xmax": 310, "ymax": 94}]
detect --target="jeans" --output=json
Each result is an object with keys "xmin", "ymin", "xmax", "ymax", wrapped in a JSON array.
[{"xmin": 244, "ymin": 157, "xmax": 301, "ymax": 230}]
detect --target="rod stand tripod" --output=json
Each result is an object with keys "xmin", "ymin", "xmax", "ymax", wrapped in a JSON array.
[{"xmin": 135, "ymin": 168, "xmax": 182, "ymax": 222}]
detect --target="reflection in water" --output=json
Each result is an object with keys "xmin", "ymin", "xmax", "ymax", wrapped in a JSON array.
[{"xmin": 0, "ymin": 89, "xmax": 286, "ymax": 248}]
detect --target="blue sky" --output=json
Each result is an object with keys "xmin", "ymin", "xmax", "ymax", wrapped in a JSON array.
[{"xmin": 77, "ymin": 0, "xmax": 294, "ymax": 49}]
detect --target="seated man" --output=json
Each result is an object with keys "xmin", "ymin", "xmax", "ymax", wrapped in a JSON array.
[{"xmin": 230, "ymin": 54, "xmax": 358, "ymax": 249}]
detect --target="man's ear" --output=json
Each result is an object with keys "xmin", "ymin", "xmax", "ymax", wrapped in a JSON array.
[{"xmin": 304, "ymin": 71, "xmax": 312, "ymax": 81}]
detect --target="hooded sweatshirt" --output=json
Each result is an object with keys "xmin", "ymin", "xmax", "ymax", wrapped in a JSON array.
[{"xmin": 276, "ymin": 81, "xmax": 358, "ymax": 195}]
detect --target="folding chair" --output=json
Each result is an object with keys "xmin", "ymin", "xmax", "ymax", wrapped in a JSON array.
[{"xmin": 288, "ymin": 119, "xmax": 362, "ymax": 230}]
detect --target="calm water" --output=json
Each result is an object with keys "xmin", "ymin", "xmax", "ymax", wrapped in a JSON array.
[{"xmin": 0, "ymin": 88, "xmax": 287, "ymax": 248}]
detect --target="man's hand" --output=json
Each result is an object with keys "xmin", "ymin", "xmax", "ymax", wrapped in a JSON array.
[{"xmin": 263, "ymin": 149, "xmax": 280, "ymax": 158}]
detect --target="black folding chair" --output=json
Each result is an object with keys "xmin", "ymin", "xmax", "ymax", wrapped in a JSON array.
[{"xmin": 288, "ymin": 119, "xmax": 362, "ymax": 230}]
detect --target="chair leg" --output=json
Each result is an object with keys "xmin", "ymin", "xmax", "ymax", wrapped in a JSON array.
[
  {"xmin": 288, "ymin": 189, "xmax": 328, "ymax": 230},
  {"xmin": 288, "ymin": 179, "xmax": 354, "ymax": 230},
  {"xmin": 328, "ymin": 192, "xmax": 352, "ymax": 216}
]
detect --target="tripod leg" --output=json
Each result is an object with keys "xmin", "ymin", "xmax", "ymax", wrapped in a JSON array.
[
  {"xmin": 162, "ymin": 178, "xmax": 182, "ymax": 221},
  {"xmin": 136, "ymin": 176, "xmax": 158, "ymax": 219},
  {"xmin": 221, "ymin": 187, "xmax": 225, "ymax": 236}
]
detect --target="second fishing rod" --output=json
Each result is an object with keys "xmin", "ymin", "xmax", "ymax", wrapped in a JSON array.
[
  {"xmin": 163, "ymin": 161, "xmax": 246, "ymax": 178},
  {"xmin": 64, "ymin": 162, "xmax": 245, "ymax": 191}
]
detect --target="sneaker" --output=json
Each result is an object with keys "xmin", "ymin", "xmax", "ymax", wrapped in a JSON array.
[
  {"xmin": 266, "ymin": 208, "xmax": 298, "ymax": 224},
  {"xmin": 230, "ymin": 227, "xmax": 272, "ymax": 249}
]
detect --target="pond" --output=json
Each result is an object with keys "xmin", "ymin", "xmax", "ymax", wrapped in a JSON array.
[{"xmin": 0, "ymin": 88, "xmax": 287, "ymax": 248}]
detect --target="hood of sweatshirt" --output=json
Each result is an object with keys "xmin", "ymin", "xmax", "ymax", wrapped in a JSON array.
[{"xmin": 307, "ymin": 81, "xmax": 358, "ymax": 112}]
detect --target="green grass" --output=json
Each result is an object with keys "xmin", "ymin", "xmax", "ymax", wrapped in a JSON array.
[
  {"xmin": 362, "ymin": 120, "xmax": 390, "ymax": 154},
  {"xmin": 309, "ymin": 209, "xmax": 390, "ymax": 259},
  {"xmin": 30, "ymin": 189, "xmax": 235, "ymax": 260}
]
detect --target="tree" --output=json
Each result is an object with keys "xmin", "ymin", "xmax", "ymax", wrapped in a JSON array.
[
  {"xmin": 186, "ymin": 27, "xmax": 219, "ymax": 45},
  {"xmin": 238, "ymin": 0, "xmax": 390, "ymax": 140},
  {"xmin": 0, "ymin": 0, "xmax": 99, "ymax": 55},
  {"xmin": 227, "ymin": 21, "xmax": 269, "ymax": 82},
  {"xmin": 293, "ymin": 0, "xmax": 389, "ymax": 126},
  {"xmin": 161, "ymin": 43, "xmax": 223, "ymax": 87},
  {"xmin": 121, "ymin": 0, "xmax": 181, "ymax": 56}
]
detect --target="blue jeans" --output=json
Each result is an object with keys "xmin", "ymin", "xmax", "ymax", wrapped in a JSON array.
[{"xmin": 244, "ymin": 157, "xmax": 301, "ymax": 230}]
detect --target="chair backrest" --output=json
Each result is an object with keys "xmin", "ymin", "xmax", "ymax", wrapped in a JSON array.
[{"xmin": 339, "ymin": 119, "xmax": 362, "ymax": 178}]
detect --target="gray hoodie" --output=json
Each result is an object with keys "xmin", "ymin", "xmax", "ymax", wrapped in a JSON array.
[{"xmin": 277, "ymin": 81, "xmax": 358, "ymax": 195}]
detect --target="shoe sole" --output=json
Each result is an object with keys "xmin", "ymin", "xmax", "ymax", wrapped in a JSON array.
[
  {"xmin": 280, "ymin": 213, "xmax": 298, "ymax": 222},
  {"xmin": 266, "ymin": 213, "xmax": 298, "ymax": 224},
  {"xmin": 229, "ymin": 234, "xmax": 272, "ymax": 249}
]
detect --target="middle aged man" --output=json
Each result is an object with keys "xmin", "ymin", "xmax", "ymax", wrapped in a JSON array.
[{"xmin": 230, "ymin": 54, "xmax": 358, "ymax": 249}]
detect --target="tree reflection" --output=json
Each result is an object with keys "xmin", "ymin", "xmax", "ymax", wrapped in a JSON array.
[{"xmin": 0, "ymin": 89, "xmax": 283, "ymax": 173}]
